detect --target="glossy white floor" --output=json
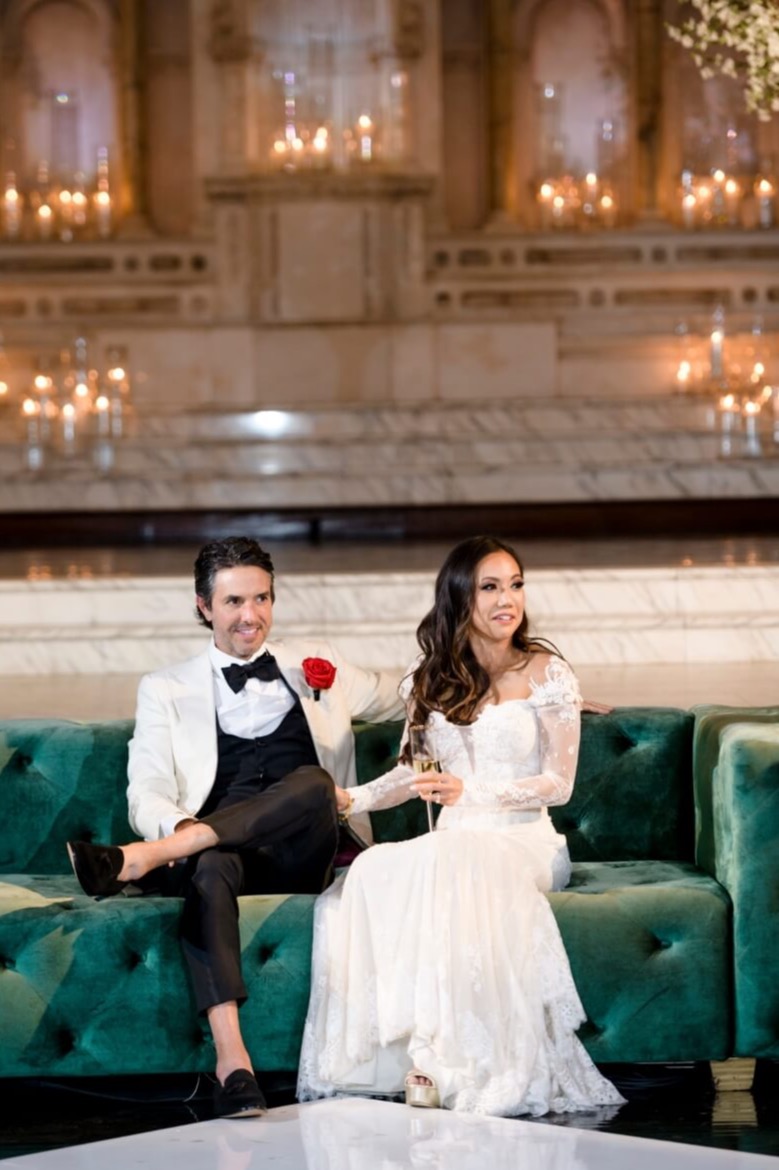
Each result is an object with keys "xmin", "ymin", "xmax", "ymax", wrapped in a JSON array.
[{"xmin": 3, "ymin": 1097, "xmax": 779, "ymax": 1170}]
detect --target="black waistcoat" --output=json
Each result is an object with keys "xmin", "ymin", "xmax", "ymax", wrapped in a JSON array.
[{"xmin": 198, "ymin": 698, "xmax": 319, "ymax": 818}]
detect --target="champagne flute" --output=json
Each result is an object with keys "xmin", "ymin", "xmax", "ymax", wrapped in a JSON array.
[{"xmin": 409, "ymin": 725, "xmax": 440, "ymax": 833}]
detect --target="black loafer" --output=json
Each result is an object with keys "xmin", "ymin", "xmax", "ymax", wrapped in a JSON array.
[
  {"xmin": 214, "ymin": 1069, "xmax": 267, "ymax": 1119},
  {"xmin": 67, "ymin": 841, "xmax": 127, "ymax": 898}
]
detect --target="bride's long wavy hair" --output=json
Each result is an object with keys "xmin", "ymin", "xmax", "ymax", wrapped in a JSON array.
[{"xmin": 407, "ymin": 535, "xmax": 558, "ymax": 731}]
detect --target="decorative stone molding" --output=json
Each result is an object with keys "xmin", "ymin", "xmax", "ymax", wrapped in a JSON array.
[
  {"xmin": 389, "ymin": 0, "xmax": 424, "ymax": 59},
  {"xmin": 205, "ymin": 170, "xmax": 434, "ymax": 203},
  {"xmin": 208, "ymin": 0, "xmax": 264, "ymax": 63}
]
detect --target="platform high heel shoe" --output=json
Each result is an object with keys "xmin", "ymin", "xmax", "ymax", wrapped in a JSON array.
[{"xmin": 404, "ymin": 1071, "xmax": 440, "ymax": 1109}]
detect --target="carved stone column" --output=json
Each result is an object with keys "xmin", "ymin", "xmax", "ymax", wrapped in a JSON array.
[
  {"xmin": 208, "ymin": 0, "xmax": 266, "ymax": 174},
  {"xmin": 486, "ymin": 0, "xmax": 517, "ymax": 225},
  {"xmin": 632, "ymin": 0, "xmax": 664, "ymax": 221},
  {"xmin": 117, "ymin": 0, "xmax": 151, "ymax": 234}
]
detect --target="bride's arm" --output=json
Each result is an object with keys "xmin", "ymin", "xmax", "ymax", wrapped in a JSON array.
[
  {"xmin": 341, "ymin": 719, "xmax": 420, "ymax": 817},
  {"xmin": 457, "ymin": 657, "xmax": 582, "ymax": 809}
]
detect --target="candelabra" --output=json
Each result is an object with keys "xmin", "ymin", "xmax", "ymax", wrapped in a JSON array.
[
  {"xmin": 678, "ymin": 166, "xmax": 776, "ymax": 230},
  {"xmin": 0, "ymin": 338, "xmax": 131, "ymax": 473},
  {"xmin": 1, "ymin": 150, "xmax": 114, "ymax": 243},
  {"xmin": 536, "ymin": 171, "xmax": 618, "ymax": 230},
  {"xmin": 671, "ymin": 310, "xmax": 775, "ymax": 457}
]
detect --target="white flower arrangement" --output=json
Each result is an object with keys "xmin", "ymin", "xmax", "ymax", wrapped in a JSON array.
[{"xmin": 667, "ymin": 0, "xmax": 779, "ymax": 121}]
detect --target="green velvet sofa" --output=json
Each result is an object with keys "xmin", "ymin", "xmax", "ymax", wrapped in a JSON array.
[{"xmin": 0, "ymin": 706, "xmax": 777, "ymax": 1080}]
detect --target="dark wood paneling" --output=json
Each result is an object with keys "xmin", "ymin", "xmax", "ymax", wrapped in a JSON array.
[{"xmin": 0, "ymin": 499, "xmax": 776, "ymax": 548}]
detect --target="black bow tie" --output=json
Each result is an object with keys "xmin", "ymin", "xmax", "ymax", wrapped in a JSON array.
[{"xmin": 222, "ymin": 653, "xmax": 281, "ymax": 694}]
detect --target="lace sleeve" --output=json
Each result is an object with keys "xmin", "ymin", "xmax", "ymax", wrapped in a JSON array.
[
  {"xmin": 347, "ymin": 669, "xmax": 420, "ymax": 817},
  {"xmin": 348, "ymin": 720, "xmax": 419, "ymax": 816},
  {"xmin": 458, "ymin": 657, "xmax": 582, "ymax": 809}
]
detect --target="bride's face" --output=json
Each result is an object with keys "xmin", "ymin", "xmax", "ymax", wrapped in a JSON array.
[{"xmin": 469, "ymin": 551, "xmax": 525, "ymax": 644}]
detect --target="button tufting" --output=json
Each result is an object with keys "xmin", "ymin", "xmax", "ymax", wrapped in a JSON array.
[
  {"xmin": 258, "ymin": 945, "xmax": 275, "ymax": 964},
  {"xmin": 57, "ymin": 1029, "xmax": 75, "ymax": 1054}
]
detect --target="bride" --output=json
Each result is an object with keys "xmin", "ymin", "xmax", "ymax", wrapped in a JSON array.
[{"xmin": 297, "ymin": 536, "xmax": 624, "ymax": 1117}]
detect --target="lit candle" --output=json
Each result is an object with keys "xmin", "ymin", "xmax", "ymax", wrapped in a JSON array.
[
  {"xmin": 710, "ymin": 328, "xmax": 724, "ymax": 379},
  {"xmin": 538, "ymin": 181, "xmax": 555, "ymax": 229},
  {"xmin": 94, "ymin": 190, "xmax": 112, "ymax": 238},
  {"xmin": 61, "ymin": 401, "xmax": 77, "ymax": 449},
  {"xmin": 22, "ymin": 397, "xmax": 43, "ymax": 469},
  {"xmin": 681, "ymin": 192, "xmax": 697, "ymax": 229},
  {"xmin": 696, "ymin": 183, "xmax": 712, "ymax": 225},
  {"xmin": 751, "ymin": 360, "xmax": 765, "ymax": 386},
  {"xmin": 37, "ymin": 202, "xmax": 54, "ymax": 239},
  {"xmin": 743, "ymin": 400, "xmax": 762, "ymax": 456},
  {"xmin": 552, "ymin": 193, "xmax": 566, "ymax": 226},
  {"xmin": 311, "ymin": 127, "xmax": 330, "ymax": 166},
  {"xmin": 599, "ymin": 192, "xmax": 616, "ymax": 228},
  {"xmin": 724, "ymin": 178, "xmax": 740, "ymax": 224},
  {"xmin": 95, "ymin": 394, "xmax": 110, "ymax": 436},
  {"xmin": 3, "ymin": 174, "xmax": 21, "ymax": 238},
  {"xmin": 582, "ymin": 171, "xmax": 598, "ymax": 218},
  {"xmin": 356, "ymin": 114, "xmax": 374, "ymax": 162},
  {"xmin": 675, "ymin": 360, "xmax": 692, "ymax": 390},
  {"xmin": 718, "ymin": 393, "xmax": 737, "ymax": 456},
  {"xmin": 58, "ymin": 188, "xmax": 74, "ymax": 241},
  {"xmin": 712, "ymin": 169, "xmax": 726, "ymax": 221},
  {"xmin": 0, "ymin": 379, "xmax": 7, "ymax": 398},
  {"xmin": 755, "ymin": 178, "xmax": 774, "ymax": 228},
  {"xmin": 71, "ymin": 188, "xmax": 88, "ymax": 229}
]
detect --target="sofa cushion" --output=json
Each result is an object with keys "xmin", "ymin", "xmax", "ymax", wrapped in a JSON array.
[
  {"xmin": 0, "ymin": 721, "xmax": 134, "ymax": 875},
  {"xmin": 550, "ymin": 860, "xmax": 731, "ymax": 1063},
  {"xmin": 553, "ymin": 709, "xmax": 695, "ymax": 862},
  {"xmin": 0, "ymin": 874, "xmax": 315, "ymax": 1077}
]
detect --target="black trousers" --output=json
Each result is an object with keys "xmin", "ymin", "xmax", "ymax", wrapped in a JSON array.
[{"xmin": 145, "ymin": 766, "xmax": 338, "ymax": 1014}]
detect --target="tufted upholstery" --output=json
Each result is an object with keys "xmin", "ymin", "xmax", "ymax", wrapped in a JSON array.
[
  {"xmin": 1, "ymin": 706, "xmax": 777, "ymax": 1079},
  {"xmin": 693, "ymin": 708, "xmax": 779, "ymax": 1060}
]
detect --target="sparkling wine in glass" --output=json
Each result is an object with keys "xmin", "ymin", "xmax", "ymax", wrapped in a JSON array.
[{"xmin": 409, "ymin": 725, "xmax": 440, "ymax": 832}]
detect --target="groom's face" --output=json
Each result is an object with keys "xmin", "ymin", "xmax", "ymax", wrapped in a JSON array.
[{"xmin": 197, "ymin": 565, "xmax": 274, "ymax": 660}]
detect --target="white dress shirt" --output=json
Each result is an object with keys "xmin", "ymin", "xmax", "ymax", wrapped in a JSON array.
[{"xmin": 208, "ymin": 640, "xmax": 296, "ymax": 739}]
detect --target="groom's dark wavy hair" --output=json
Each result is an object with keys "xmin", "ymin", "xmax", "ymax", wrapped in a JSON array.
[
  {"xmin": 194, "ymin": 536, "xmax": 275, "ymax": 629},
  {"xmin": 408, "ymin": 535, "xmax": 557, "ymax": 729}
]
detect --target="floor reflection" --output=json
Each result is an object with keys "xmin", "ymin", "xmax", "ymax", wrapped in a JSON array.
[{"xmin": 2, "ymin": 1064, "xmax": 779, "ymax": 1165}]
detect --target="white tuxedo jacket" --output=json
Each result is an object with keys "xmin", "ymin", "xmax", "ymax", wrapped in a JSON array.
[{"xmin": 127, "ymin": 638, "xmax": 404, "ymax": 841}]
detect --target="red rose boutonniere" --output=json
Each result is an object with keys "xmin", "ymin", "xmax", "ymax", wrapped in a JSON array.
[{"xmin": 302, "ymin": 657, "xmax": 337, "ymax": 701}]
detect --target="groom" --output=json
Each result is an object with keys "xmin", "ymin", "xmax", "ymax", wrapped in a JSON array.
[{"xmin": 124, "ymin": 536, "xmax": 403, "ymax": 1117}]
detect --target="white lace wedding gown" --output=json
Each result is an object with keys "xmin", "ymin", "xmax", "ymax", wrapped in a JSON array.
[{"xmin": 297, "ymin": 656, "xmax": 624, "ymax": 1116}]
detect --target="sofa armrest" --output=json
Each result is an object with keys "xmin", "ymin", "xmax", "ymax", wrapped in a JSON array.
[{"xmin": 694, "ymin": 711, "xmax": 779, "ymax": 1058}]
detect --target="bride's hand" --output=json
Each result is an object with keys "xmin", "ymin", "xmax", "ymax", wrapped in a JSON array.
[{"xmin": 411, "ymin": 771, "xmax": 463, "ymax": 807}]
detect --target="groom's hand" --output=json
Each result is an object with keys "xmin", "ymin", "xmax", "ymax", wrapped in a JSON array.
[{"xmin": 334, "ymin": 785, "xmax": 352, "ymax": 815}]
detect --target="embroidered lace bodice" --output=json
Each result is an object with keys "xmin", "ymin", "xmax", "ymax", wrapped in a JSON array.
[{"xmin": 349, "ymin": 655, "xmax": 582, "ymax": 819}]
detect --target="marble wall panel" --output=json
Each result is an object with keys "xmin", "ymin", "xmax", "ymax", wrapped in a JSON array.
[
  {"xmin": 435, "ymin": 323, "xmax": 557, "ymax": 400},
  {"xmin": 277, "ymin": 204, "xmax": 366, "ymax": 322},
  {"xmin": 3, "ymin": 565, "xmax": 778, "ymax": 675}
]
